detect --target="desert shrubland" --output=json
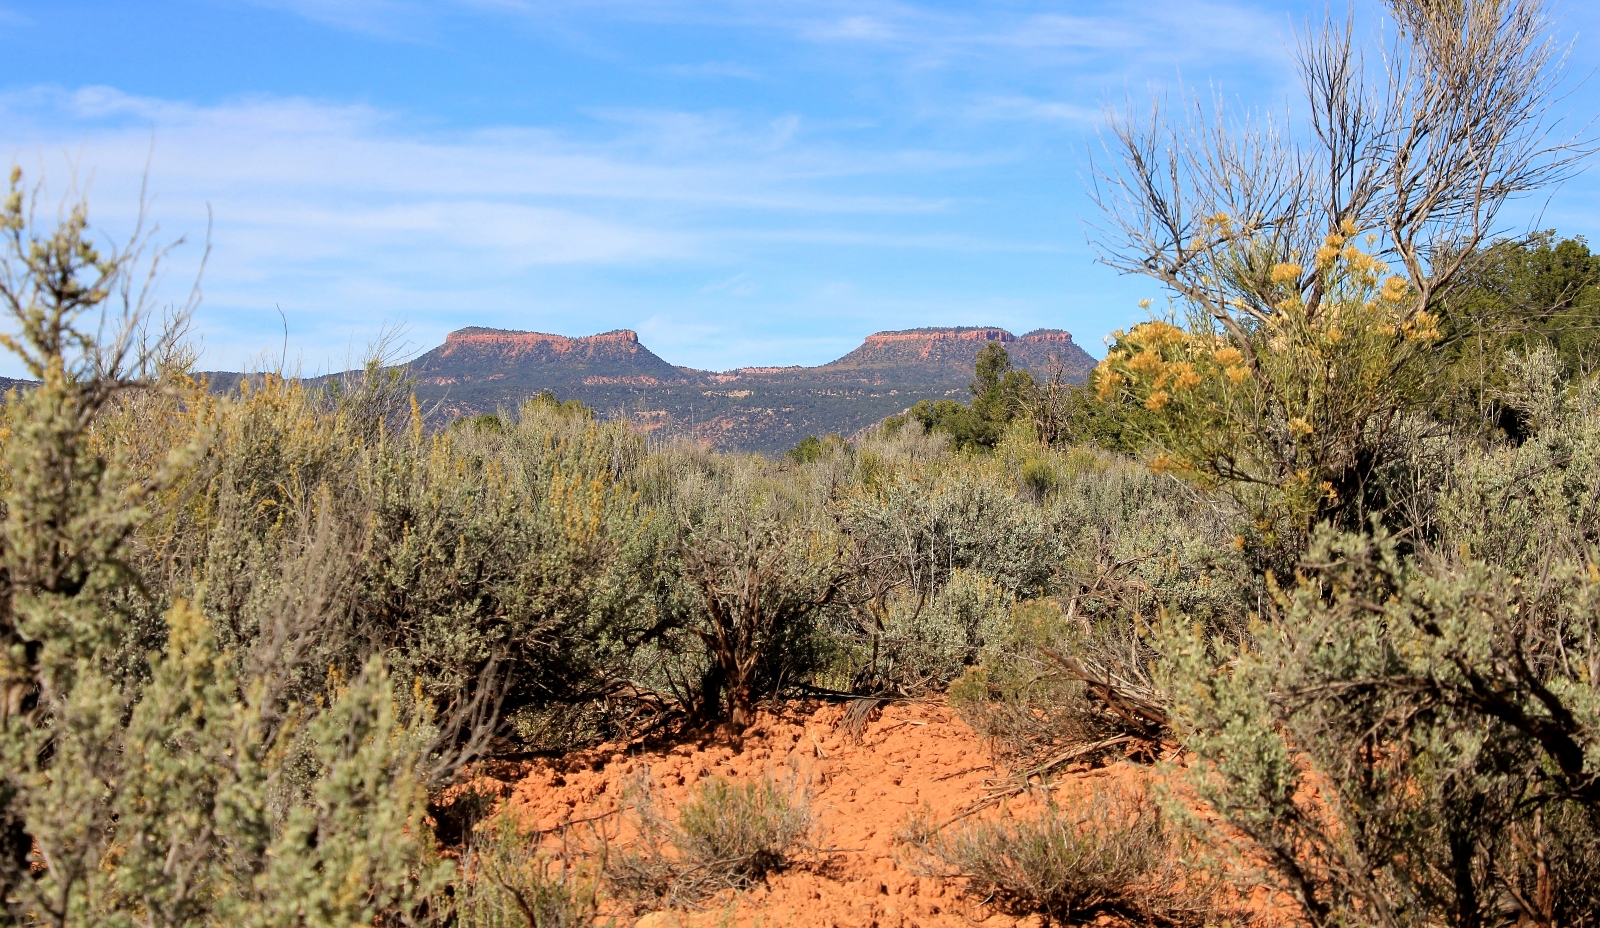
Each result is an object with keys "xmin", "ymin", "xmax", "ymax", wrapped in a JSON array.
[{"xmin": 4, "ymin": 1, "xmax": 1600, "ymax": 926}]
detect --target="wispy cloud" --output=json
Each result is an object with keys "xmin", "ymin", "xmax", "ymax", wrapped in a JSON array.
[
  {"xmin": 661, "ymin": 61, "xmax": 765, "ymax": 80},
  {"xmin": 0, "ymin": 85, "xmax": 1038, "ymax": 372},
  {"xmin": 746, "ymin": 228, "xmax": 1069, "ymax": 253},
  {"xmin": 962, "ymin": 95, "xmax": 1100, "ymax": 127},
  {"xmin": 5, "ymin": 86, "xmax": 973, "ymax": 211},
  {"xmin": 702, "ymin": 271, "xmax": 761, "ymax": 296},
  {"xmin": 246, "ymin": 0, "xmax": 1295, "ymax": 73},
  {"xmin": 577, "ymin": 0, "xmax": 1288, "ymax": 63},
  {"xmin": 243, "ymin": 0, "xmax": 433, "ymax": 40}
]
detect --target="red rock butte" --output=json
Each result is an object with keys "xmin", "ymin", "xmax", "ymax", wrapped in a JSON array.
[{"xmin": 435, "ymin": 327, "xmax": 642, "ymax": 359}]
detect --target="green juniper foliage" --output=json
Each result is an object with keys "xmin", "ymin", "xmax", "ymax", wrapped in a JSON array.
[{"xmin": 892, "ymin": 343, "xmax": 1038, "ymax": 451}]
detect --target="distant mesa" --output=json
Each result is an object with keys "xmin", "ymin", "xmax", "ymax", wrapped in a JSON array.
[
  {"xmin": 829, "ymin": 326, "xmax": 1085, "ymax": 372},
  {"xmin": 401, "ymin": 324, "xmax": 1096, "ymax": 451},
  {"xmin": 409, "ymin": 324, "xmax": 1090, "ymax": 384},
  {"xmin": 439, "ymin": 326, "xmax": 642, "ymax": 352},
  {"xmin": 1018, "ymin": 328, "xmax": 1079, "ymax": 342},
  {"xmin": 206, "ymin": 324, "xmax": 1097, "ymax": 454},
  {"xmin": 409, "ymin": 327, "xmax": 685, "ymax": 387}
]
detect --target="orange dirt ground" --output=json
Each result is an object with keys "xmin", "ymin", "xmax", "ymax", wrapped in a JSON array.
[{"xmin": 455, "ymin": 700, "xmax": 1185, "ymax": 928}]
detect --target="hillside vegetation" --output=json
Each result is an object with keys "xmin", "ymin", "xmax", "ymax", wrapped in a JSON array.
[{"xmin": 3, "ymin": 1, "xmax": 1600, "ymax": 926}]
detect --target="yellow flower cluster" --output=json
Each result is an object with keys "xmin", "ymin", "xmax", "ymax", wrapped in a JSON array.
[
  {"xmin": 1128, "ymin": 347, "xmax": 1166, "ymax": 377},
  {"xmin": 1309, "ymin": 220, "xmax": 1392, "ymax": 287},
  {"xmin": 1131, "ymin": 320, "xmax": 1185, "ymax": 345},
  {"xmin": 1200, "ymin": 212, "xmax": 1235, "ymax": 238},
  {"xmin": 1168, "ymin": 362, "xmax": 1202, "ymax": 391},
  {"xmin": 1315, "ymin": 234, "xmax": 1345, "ymax": 269},
  {"xmin": 1401, "ymin": 310, "xmax": 1440, "ymax": 342},
  {"xmin": 1094, "ymin": 365, "xmax": 1121, "ymax": 402},
  {"xmin": 1343, "ymin": 249, "xmax": 1384, "ymax": 277},
  {"xmin": 1096, "ymin": 315, "xmax": 1261, "ymax": 414},
  {"xmin": 1095, "ymin": 291, "xmax": 1286, "ymax": 416},
  {"xmin": 1211, "ymin": 345, "xmax": 1249, "ymax": 384}
]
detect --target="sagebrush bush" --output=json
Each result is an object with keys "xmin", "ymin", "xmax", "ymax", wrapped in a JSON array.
[
  {"xmin": 0, "ymin": 169, "xmax": 449, "ymax": 927},
  {"xmin": 678, "ymin": 776, "xmax": 815, "ymax": 878},
  {"xmin": 637, "ymin": 449, "xmax": 844, "ymax": 728},
  {"xmin": 122, "ymin": 371, "xmax": 661, "ymax": 758},
  {"xmin": 1160, "ymin": 519, "xmax": 1600, "ymax": 926},
  {"xmin": 907, "ymin": 786, "xmax": 1216, "ymax": 926},
  {"xmin": 939, "ymin": 439, "xmax": 1249, "ymax": 762},
  {"xmin": 826, "ymin": 443, "xmax": 1065, "ymax": 693},
  {"xmin": 866, "ymin": 568, "xmax": 1013, "ymax": 692},
  {"xmin": 451, "ymin": 816, "xmax": 597, "ymax": 928},
  {"xmin": 949, "ymin": 600, "xmax": 1128, "ymax": 766},
  {"xmin": 606, "ymin": 773, "xmax": 815, "ymax": 908}
]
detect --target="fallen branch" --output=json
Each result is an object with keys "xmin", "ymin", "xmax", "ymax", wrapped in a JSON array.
[
  {"xmin": 935, "ymin": 736, "xmax": 1133, "ymax": 830},
  {"xmin": 1038, "ymin": 645, "xmax": 1170, "ymax": 739}
]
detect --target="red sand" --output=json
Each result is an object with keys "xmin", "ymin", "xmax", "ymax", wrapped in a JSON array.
[{"xmin": 456, "ymin": 699, "xmax": 1185, "ymax": 928}]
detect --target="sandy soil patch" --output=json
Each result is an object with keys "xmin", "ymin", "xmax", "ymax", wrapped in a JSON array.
[{"xmin": 453, "ymin": 700, "xmax": 1189, "ymax": 928}]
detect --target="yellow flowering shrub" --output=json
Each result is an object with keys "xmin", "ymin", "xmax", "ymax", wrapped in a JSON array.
[{"xmin": 1095, "ymin": 234, "xmax": 1437, "ymax": 549}]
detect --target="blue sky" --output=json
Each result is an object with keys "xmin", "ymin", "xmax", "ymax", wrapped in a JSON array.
[{"xmin": 2, "ymin": 0, "xmax": 1598, "ymax": 376}]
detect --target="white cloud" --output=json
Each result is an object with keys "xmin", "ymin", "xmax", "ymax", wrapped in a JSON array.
[
  {"xmin": 2, "ymin": 86, "xmax": 973, "ymax": 211},
  {"xmin": 242, "ymin": 0, "xmax": 1294, "ymax": 73},
  {"xmin": 243, "ymin": 0, "xmax": 432, "ymax": 39},
  {"xmin": 221, "ymin": 200, "xmax": 692, "ymax": 268},
  {"xmin": 0, "ymin": 85, "xmax": 1039, "ymax": 374},
  {"xmin": 745, "ymin": 228, "xmax": 1068, "ymax": 253},
  {"xmin": 702, "ymin": 271, "xmax": 761, "ymax": 296},
  {"xmin": 661, "ymin": 61, "xmax": 765, "ymax": 80},
  {"xmin": 805, "ymin": 15, "xmax": 900, "ymax": 42},
  {"xmin": 963, "ymin": 95, "xmax": 1100, "ymax": 127}
]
